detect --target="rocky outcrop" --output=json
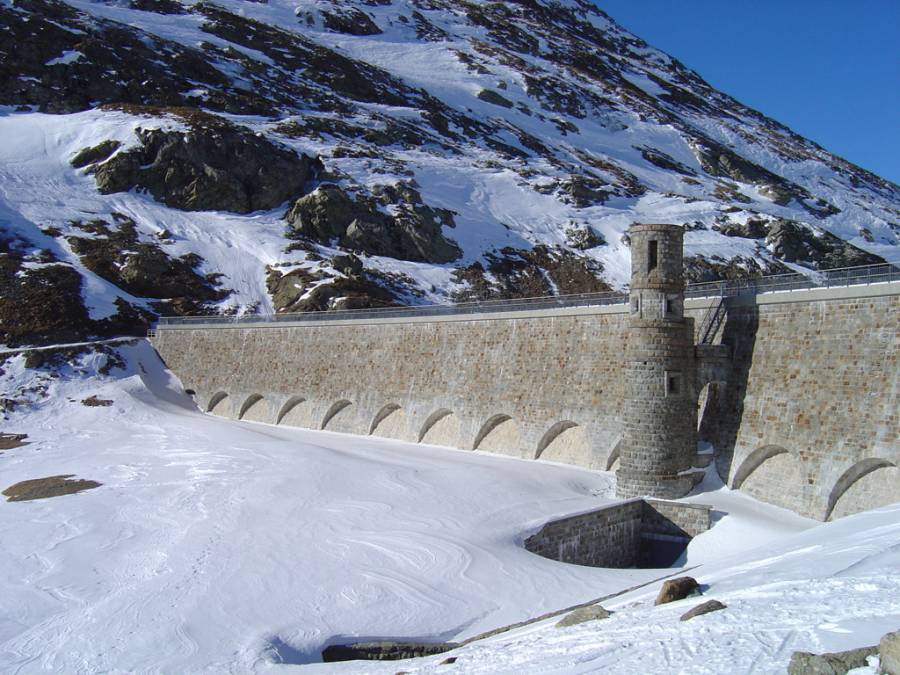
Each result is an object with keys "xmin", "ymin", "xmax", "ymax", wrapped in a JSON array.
[
  {"xmin": 87, "ymin": 121, "xmax": 322, "ymax": 213},
  {"xmin": 322, "ymin": 640, "xmax": 456, "ymax": 662},
  {"xmin": 881, "ymin": 630, "xmax": 900, "ymax": 675},
  {"xmin": 0, "ymin": 232, "xmax": 94, "ymax": 347},
  {"xmin": 556, "ymin": 605, "xmax": 611, "ymax": 627},
  {"xmin": 787, "ymin": 646, "xmax": 878, "ymax": 675},
  {"xmin": 70, "ymin": 140, "xmax": 121, "ymax": 169},
  {"xmin": 477, "ymin": 88, "xmax": 514, "ymax": 108},
  {"xmin": 453, "ymin": 245, "xmax": 612, "ymax": 301},
  {"xmin": 683, "ymin": 255, "xmax": 787, "ymax": 283},
  {"xmin": 765, "ymin": 220, "xmax": 884, "ymax": 268},
  {"xmin": 66, "ymin": 216, "xmax": 228, "ymax": 312},
  {"xmin": 679, "ymin": 600, "xmax": 726, "ymax": 621},
  {"xmin": 654, "ymin": 576, "xmax": 700, "ymax": 605},
  {"xmin": 566, "ymin": 224, "xmax": 605, "ymax": 250},
  {"xmin": 285, "ymin": 183, "xmax": 461, "ymax": 263},
  {"xmin": 320, "ymin": 7, "xmax": 381, "ymax": 35},
  {"xmin": 715, "ymin": 217, "xmax": 769, "ymax": 240}
]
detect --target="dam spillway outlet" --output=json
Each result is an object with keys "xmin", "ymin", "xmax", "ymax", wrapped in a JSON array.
[{"xmin": 524, "ymin": 499, "xmax": 712, "ymax": 569}]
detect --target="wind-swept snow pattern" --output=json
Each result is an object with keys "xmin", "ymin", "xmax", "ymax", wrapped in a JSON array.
[
  {"xmin": 1, "ymin": 0, "xmax": 899, "ymax": 347},
  {"xmin": 0, "ymin": 342, "xmax": 897, "ymax": 672}
]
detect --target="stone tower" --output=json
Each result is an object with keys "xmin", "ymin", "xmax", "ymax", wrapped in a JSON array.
[{"xmin": 617, "ymin": 223, "xmax": 698, "ymax": 499}]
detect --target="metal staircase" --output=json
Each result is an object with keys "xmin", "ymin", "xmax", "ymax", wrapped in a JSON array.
[{"xmin": 697, "ymin": 296, "xmax": 727, "ymax": 344}]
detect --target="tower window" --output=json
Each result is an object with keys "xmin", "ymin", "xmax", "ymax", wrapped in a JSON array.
[
  {"xmin": 665, "ymin": 371, "xmax": 682, "ymax": 396},
  {"xmin": 648, "ymin": 240, "xmax": 658, "ymax": 272}
]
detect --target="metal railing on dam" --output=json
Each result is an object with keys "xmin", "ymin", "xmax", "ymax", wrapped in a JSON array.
[{"xmin": 155, "ymin": 260, "xmax": 900, "ymax": 327}]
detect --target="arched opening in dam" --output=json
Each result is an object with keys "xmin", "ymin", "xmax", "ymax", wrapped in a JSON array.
[
  {"xmin": 276, "ymin": 396, "xmax": 309, "ymax": 427},
  {"xmin": 207, "ymin": 391, "xmax": 230, "ymax": 417},
  {"xmin": 473, "ymin": 415, "xmax": 523, "ymax": 458},
  {"xmin": 238, "ymin": 394, "xmax": 267, "ymax": 422},
  {"xmin": 826, "ymin": 459, "xmax": 898, "ymax": 521},
  {"xmin": 535, "ymin": 421, "xmax": 591, "ymax": 467},
  {"xmin": 321, "ymin": 400, "xmax": 354, "ymax": 432},
  {"xmin": 369, "ymin": 403, "xmax": 409, "ymax": 441},
  {"xmin": 418, "ymin": 409, "xmax": 461, "ymax": 448}
]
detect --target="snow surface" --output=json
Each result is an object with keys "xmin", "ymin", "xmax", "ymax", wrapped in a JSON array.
[{"xmin": 1, "ymin": 342, "xmax": 898, "ymax": 673}]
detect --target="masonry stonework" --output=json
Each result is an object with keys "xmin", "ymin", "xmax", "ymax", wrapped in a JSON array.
[
  {"xmin": 523, "ymin": 499, "xmax": 711, "ymax": 568},
  {"xmin": 151, "ymin": 229, "xmax": 900, "ymax": 522},
  {"xmin": 618, "ymin": 224, "xmax": 698, "ymax": 499}
]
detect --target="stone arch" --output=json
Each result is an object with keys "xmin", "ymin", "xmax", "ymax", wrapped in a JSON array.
[
  {"xmin": 731, "ymin": 445, "xmax": 791, "ymax": 489},
  {"xmin": 535, "ymin": 421, "xmax": 578, "ymax": 459},
  {"xmin": 732, "ymin": 445, "xmax": 805, "ymax": 512},
  {"xmin": 206, "ymin": 391, "xmax": 230, "ymax": 416},
  {"xmin": 473, "ymin": 414, "xmax": 523, "ymax": 458},
  {"xmin": 369, "ymin": 403, "xmax": 408, "ymax": 440},
  {"xmin": 418, "ymin": 409, "xmax": 462, "ymax": 448},
  {"xmin": 826, "ymin": 459, "xmax": 898, "ymax": 521},
  {"xmin": 606, "ymin": 437, "xmax": 622, "ymax": 471},
  {"xmin": 276, "ymin": 396, "xmax": 307, "ymax": 426},
  {"xmin": 535, "ymin": 421, "xmax": 591, "ymax": 467},
  {"xmin": 238, "ymin": 394, "xmax": 266, "ymax": 422},
  {"xmin": 321, "ymin": 399, "xmax": 353, "ymax": 431}
]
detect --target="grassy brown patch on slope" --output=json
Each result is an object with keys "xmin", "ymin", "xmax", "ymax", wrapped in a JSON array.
[{"xmin": 3, "ymin": 475, "xmax": 101, "ymax": 501}]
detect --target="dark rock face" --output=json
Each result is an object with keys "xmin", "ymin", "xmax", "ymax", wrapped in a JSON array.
[
  {"xmin": 683, "ymin": 255, "xmax": 787, "ymax": 284},
  {"xmin": 89, "ymin": 123, "xmax": 321, "ymax": 213},
  {"xmin": 81, "ymin": 395, "xmax": 113, "ymax": 407},
  {"xmin": 285, "ymin": 184, "xmax": 461, "ymax": 264},
  {"xmin": 66, "ymin": 216, "xmax": 228, "ymax": 312},
  {"xmin": 0, "ymin": 233, "xmax": 93, "ymax": 347},
  {"xmin": 679, "ymin": 600, "xmax": 726, "ymax": 621},
  {"xmin": 284, "ymin": 277, "xmax": 396, "ymax": 312},
  {"xmin": 320, "ymin": 7, "xmax": 382, "ymax": 35},
  {"xmin": 566, "ymin": 224, "xmax": 605, "ymax": 250},
  {"xmin": 321, "ymin": 641, "xmax": 456, "ymax": 662},
  {"xmin": 453, "ymin": 245, "xmax": 612, "ymax": 301},
  {"xmin": 765, "ymin": 220, "xmax": 884, "ymax": 268},
  {"xmin": 70, "ymin": 140, "xmax": 121, "ymax": 168},
  {"xmin": 477, "ymin": 88, "xmax": 515, "ymax": 108},
  {"xmin": 715, "ymin": 217, "xmax": 769, "ymax": 240},
  {"xmin": 787, "ymin": 646, "xmax": 877, "ymax": 675},
  {"xmin": 654, "ymin": 576, "xmax": 700, "ymax": 605}
]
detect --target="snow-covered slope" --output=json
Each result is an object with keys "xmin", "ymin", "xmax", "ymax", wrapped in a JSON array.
[
  {"xmin": 0, "ymin": 342, "xmax": 897, "ymax": 673},
  {"xmin": 2, "ymin": 0, "xmax": 899, "ymax": 346}
]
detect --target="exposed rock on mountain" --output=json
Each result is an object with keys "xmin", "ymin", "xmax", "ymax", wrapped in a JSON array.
[
  {"xmin": 85, "ymin": 119, "xmax": 322, "ymax": 213},
  {"xmin": 285, "ymin": 183, "xmax": 461, "ymax": 263},
  {"xmin": 0, "ymin": 0, "xmax": 898, "ymax": 346},
  {"xmin": 66, "ymin": 215, "xmax": 229, "ymax": 312},
  {"xmin": 0, "ymin": 233, "xmax": 92, "ymax": 347}
]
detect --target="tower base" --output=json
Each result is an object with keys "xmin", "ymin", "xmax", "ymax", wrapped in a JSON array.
[{"xmin": 615, "ymin": 469, "xmax": 695, "ymax": 500}]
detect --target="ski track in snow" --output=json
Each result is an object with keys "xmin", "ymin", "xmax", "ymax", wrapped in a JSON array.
[{"xmin": 0, "ymin": 342, "xmax": 897, "ymax": 673}]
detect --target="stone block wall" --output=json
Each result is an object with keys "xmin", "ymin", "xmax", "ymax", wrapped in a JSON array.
[
  {"xmin": 523, "ymin": 500, "xmax": 644, "ymax": 568},
  {"xmin": 642, "ymin": 499, "xmax": 711, "ymax": 538},
  {"xmin": 151, "ymin": 307, "xmax": 632, "ymax": 471},
  {"xmin": 152, "ymin": 281, "xmax": 900, "ymax": 521},
  {"xmin": 694, "ymin": 290, "xmax": 900, "ymax": 520},
  {"xmin": 523, "ymin": 498, "xmax": 711, "ymax": 568}
]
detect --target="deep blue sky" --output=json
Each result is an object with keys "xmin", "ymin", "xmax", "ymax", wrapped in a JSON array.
[{"xmin": 597, "ymin": 1, "xmax": 900, "ymax": 185}]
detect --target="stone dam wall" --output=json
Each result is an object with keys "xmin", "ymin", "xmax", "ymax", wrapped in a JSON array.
[{"xmin": 151, "ymin": 281, "xmax": 900, "ymax": 521}]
